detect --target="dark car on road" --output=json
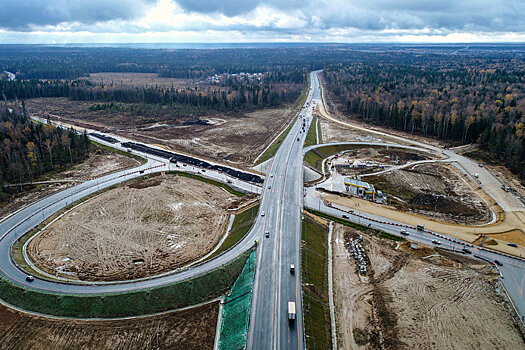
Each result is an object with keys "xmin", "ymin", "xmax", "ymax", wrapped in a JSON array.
[{"xmin": 494, "ymin": 260, "xmax": 503, "ymax": 266}]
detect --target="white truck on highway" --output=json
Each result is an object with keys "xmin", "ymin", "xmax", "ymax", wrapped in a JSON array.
[{"xmin": 288, "ymin": 301, "xmax": 296, "ymax": 323}]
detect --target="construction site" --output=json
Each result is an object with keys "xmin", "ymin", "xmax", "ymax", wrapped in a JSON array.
[
  {"xmin": 332, "ymin": 223, "xmax": 524, "ymax": 350},
  {"xmin": 26, "ymin": 98, "xmax": 296, "ymax": 167},
  {"xmin": 26, "ymin": 173, "xmax": 247, "ymax": 281},
  {"xmin": 0, "ymin": 301, "xmax": 219, "ymax": 350}
]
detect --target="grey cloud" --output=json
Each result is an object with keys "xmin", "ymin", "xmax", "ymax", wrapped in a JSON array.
[
  {"xmin": 0, "ymin": 0, "xmax": 158, "ymax": 31},
  {"xmin": 173, "ymin": 0, "xmax": 525, "ymax": 33},
  {"xmin": 175, "ymin": 0, "xmax": 311, "ymax": 17}
]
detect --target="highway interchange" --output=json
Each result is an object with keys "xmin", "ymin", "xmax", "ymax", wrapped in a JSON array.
[{"xmin": 0, "ymin": 70, "xmax": 524, "ymax": 348}]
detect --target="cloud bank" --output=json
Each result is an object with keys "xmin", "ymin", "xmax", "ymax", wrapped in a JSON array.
[{"xmin": 1, "ymin": 0, "xmax": 524, "ymax": 43}]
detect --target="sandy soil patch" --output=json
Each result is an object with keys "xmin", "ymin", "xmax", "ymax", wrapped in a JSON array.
[
  {"xmin": 367, "ymin": 163, "xmax": 492, "ymax": 225},
  {"xmin": 27, "ymin": 174, "xmax": 237, "ymax": 281},
  {"xmin": 322, "ymin": 192, "xmax": 525, "ymax": 257},
  {"xmin": 0, "ymin": 146, "xmax": 138, "ymax": 220},
  {"xmin": 319, "ymin": 116, "xmax": 384, "ymax": 144},
  {"xmin": 26, "ymin": 98, "xmax": 295, "ymax": 167},
  {"xmin": 332, "ymin": 223, "xmax": 524, "ymax": 350},
  {"xmin": 0, "ymin": 301, "xmax": 218, "ymax": 350}
]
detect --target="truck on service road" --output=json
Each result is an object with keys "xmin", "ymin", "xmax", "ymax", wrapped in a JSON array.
[{"xmin": 288, "ymin": 301, "xmax": 296, "ymax": 323}]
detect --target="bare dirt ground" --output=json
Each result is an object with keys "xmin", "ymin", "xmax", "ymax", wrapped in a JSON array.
[
  {"xmin": 0, "ymin": 301, "xmax": 218, "ymax": 350},
  {"xmin": 27, "ymin": 174, "xmax": 241, "ymax": 281},
  {"xmin": 84, "ymin": 72, "xmax": 192, "ymax": 88},
  {"xmin": 0, "ymin": 146, "xmax": 138, "ymax": 221},
  {"xmin": 319, "ymin": 116, "xmax": 384, "ymax": 144},
  {"xmin": 332, "ymin": 223, "xmax": 524, "ymax": 350},
  {"xmin": 26, "ymin": 98, "xmax": 295, "ymax": 167},
  {"xmin": 335, "ymin": 148, "xmax": 432, "ymax": 177},
  {"xmin": 367, "ymin": 163, "xmax": 492, "ymax": 225}
]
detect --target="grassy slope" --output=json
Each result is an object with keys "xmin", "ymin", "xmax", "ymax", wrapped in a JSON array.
[
  {"xmin": 302, "ymin": 216, "xmax": 332, "ymax": 350},
  {"xmin": 0, "ymin": 250, "xmax": 252, "ymax": 318},
  {"xmin": 256, "ymin": 116, "xmax": 297, "ymax": 165},
  {"xmin": 208, "ymin": 204, "xmax": 260, "ymax": 259}
]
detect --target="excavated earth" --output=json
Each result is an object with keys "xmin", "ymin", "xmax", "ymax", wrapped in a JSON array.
[{"xmin": 27, "ymin": 174, "xmax": 240, "ymax": 281}]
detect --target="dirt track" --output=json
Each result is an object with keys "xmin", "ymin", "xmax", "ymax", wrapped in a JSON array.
[
  {"xmin": 0, "ymin": 301, "xmax": 218, "ymax": 350},
  {"xmin": 332, "ymin": 224, "xmax": 524, "ymax": 349},
  {"xmin": 27, "ymin": 174, "xmax": 237, "ymax": 281}
]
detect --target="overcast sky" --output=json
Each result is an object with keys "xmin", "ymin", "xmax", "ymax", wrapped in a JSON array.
[{"xmin": 1, "ymin": 0, "xmax": 524, "ymax": 44}]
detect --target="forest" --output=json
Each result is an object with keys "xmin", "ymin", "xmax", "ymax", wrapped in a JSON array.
[
  {"xmin": 0, "ymin": 104, "xmax": 90, "ymax": 201},
  {"xmin": 2, "ymin": 44, "xmax": 525, "ymax": 181},
  {"xmin": 323, "ymin": 55, "xmax": 525, "ymax": 181}
]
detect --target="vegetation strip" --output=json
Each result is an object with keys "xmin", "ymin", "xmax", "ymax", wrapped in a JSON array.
[
  {"xmin": 304, "ymin": 116, "xmax": 318, "ymax": 147},
  {"xmin": 0, "ymin": 249, "xmax": 251, "ymax": 318},
  {"xmin": 218, "ymin": 249, "xmax": 256, "ymax": 350},
  {"xmin": 208, "ymin": 204, "xmax": 260, "ymax": 260},
  {"xmin": 256, "ymin": 115, "xmax": 298, "ymax": 165},
  {"xmin": 302, "ymin": 215, "xmax": 332, "ymax": 350}
]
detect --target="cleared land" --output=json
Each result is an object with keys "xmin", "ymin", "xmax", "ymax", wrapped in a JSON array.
[
  {"xmin": 332, "ymin": 223, "xmax": 524, "ymax": 350},
  {"xmin": 84, "ymin": 72, "xmax": 191, "ymax": 88},
  {"xmin": 27, "ymin": 173, "xmax": 243, "ymax": 281},
  {"xmin": 0, "ymin": 301, "xmax": 218, "ymax": 350},
  {"xmin": 26, "ymin": 98, "xmax": 295, "ymax": 167},
  {"xmin": 335, "ymin": 148, "xmax": 431, "ymax": 176},
  {"xmin": 0, "ymin": 144, "xmax": 138, "ymax": 220},
  {"xmin": 367, "ymin": 163, "xmax": 492, "ymax": 225}
]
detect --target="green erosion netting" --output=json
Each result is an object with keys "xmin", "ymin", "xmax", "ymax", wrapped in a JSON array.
[
  {"xmin": 218, "ymin": 249, "xmax": 256, "ymax": 350},
  {"xmin": 0, "ymin": 250, "xmax": 250, "ymax": 318}
]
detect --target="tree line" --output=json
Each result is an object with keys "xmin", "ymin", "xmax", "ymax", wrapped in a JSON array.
[
  {"xmin": 0, "ymin": 103, "xmax": 90, "ymax": 200},
  {"xmin": 323, "ymin": 57, "xmax": 525, "ymax": 181},
  {"xmin": 0, "ymin": 78, "xmax": 302, "ymax": 114}
]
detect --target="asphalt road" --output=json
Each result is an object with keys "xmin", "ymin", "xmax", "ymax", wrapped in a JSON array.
[{"xmin": 247, "ymin": 71, "xmax": 322, "ymax": 350}]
